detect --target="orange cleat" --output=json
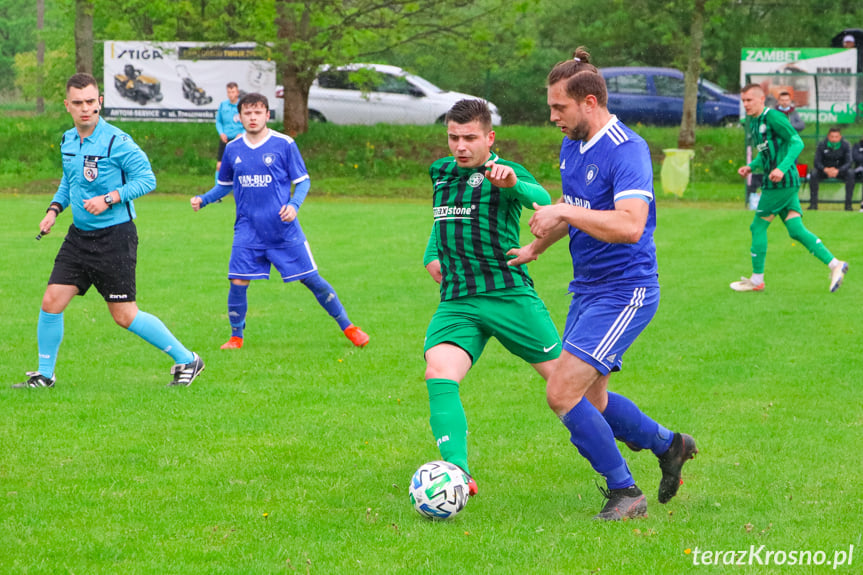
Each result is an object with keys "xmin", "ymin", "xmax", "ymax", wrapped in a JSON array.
[
  {"xmin": 220, "ymin": 336, "xmax": 244, "ymax": 350},
  {"xmin": 344, "ymin": 325, "xmax": 369, "ymax": 347}
]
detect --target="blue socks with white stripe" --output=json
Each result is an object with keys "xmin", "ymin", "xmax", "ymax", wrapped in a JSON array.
[
  {"xmin": 301, "ymin": 272, "xmax": 351, "ymax": 330},
  {"xmin": 127, "ymin": 310, "xmax": 194, "ymax": 364},
  {"xmin": 561, "ymin": 397, "xmax": 634, "ymax": 490},
  {"xmin": 602, "ymin": 392, "xmax": 673, "ymax": 456},
  {"xmin": 228, "ymin": 283, "xmax": 248, "ymax": 338},
  {"xmin": 37, "ymin": 310, "xmax": 64, "ymax": 378}
]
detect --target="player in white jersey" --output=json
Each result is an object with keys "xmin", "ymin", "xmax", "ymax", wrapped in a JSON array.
[
  {"xmin": 508, "ymin": 48, "xmax": 696, "ymax": 520},
  {"xmin": 191, "ymin": 93, "xmax": 369, "ymax": 349}
]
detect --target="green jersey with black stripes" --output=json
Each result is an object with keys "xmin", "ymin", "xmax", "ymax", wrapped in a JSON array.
[
  {"xmin": 424, "ymin": 152, "xmax": 551, "ymax": 301},
  {"xmin": 746, "ymin": 107, "xmax": 804, "ymax": 190}
]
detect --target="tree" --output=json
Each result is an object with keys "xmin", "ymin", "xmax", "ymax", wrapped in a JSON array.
[
  {"xmin": 273, "ymin": 0, "xmax": 482, "ymax": 135},
  {"xmin": 678, "ymin": 0, "xmax": 706, "ymax": 149},
  {"xmin": 74, "ymin": 0, "xmax": 94, "ymax": 73}
]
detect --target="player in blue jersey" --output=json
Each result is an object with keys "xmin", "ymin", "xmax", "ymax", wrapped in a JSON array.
[
  {"xmin": 508, "ymin": 48, "xmax": 697, "ymax": 520},
  {"xmin": 191, "ymin": 93, "xmax": 369, "ymax": 349},
  {"xmin": 14, "ymin": 73, "xmax": 204, "ymax": 389}
]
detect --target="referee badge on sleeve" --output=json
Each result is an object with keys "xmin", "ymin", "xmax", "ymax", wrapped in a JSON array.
[{"xmin": 83, "ymin": 156, "xmax": 100, "ymax": 182}]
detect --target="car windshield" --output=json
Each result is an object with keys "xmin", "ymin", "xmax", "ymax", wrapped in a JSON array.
[
  {"xmin": 406, "ymin": 74, "xmax": 444, "ymax": 94},
  {"xmin": 699, "ymin": 78, "xmax": 729, "ymax": 94}
]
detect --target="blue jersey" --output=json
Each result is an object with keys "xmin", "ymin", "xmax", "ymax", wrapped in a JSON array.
[
  {"xmin": 53, "ymin": 118, "xmax": 156, "ymax": 231},
  {"xmin": 217, "ymin": 129, "xmax": 310, "ymax": 248},
  {"xmin": 559, "ymin": 116, "xmax": 658, "ymax": 291},
  {"xmin": 216, "ymin": 99, "xmax": 244, "ymax": 139}
]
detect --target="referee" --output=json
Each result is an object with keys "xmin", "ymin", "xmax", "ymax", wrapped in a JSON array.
[{"xmin": 14, "ymin": 73, "xmax": 204, "ymax": 388}]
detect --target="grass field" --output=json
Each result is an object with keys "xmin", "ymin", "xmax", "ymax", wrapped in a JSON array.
[{"xmin": 2, "ymin": 193, "xmax": 862, "ymax": 574}]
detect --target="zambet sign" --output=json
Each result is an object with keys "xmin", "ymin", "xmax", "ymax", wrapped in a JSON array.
[
  {"xmin": 103, "ymin": 41, "xmax": 277, "ymax": 121},
  {"xmin": 741, "ymin": 47, "xmax": 858, "ymax": 123}
]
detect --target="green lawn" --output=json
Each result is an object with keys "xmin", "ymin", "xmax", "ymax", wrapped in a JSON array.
[{"xmin": 1, "ymin": 194, "xmax": 861, "ymax": 574}]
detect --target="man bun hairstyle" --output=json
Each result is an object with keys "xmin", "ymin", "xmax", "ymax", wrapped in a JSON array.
[
  {"xmin": 547, "ymin": 46, "xmax": 607, "ymax": 107},
  {"xmin": 237, "ymin": 92, "xmax": 269, "ymax": 113},
  {"xmin": 66, "ymin": 73, "xmax": 99, "ymax": 93},
  {"xmin": 445, "ymin": 99, "xmax": 493, "ymax": 131}
]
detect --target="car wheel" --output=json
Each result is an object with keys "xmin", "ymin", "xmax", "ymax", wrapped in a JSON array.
[
  {"xmin": 436, "ymin": 114, "xmax": 447, "ymax": 124},
  {"xmin": 309, "ymin": 110, "xmax": 327, "ymax": 123}
]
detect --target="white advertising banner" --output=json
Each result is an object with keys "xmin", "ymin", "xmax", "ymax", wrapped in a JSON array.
[
  {"xmin": 740, "ymin": 47, "xmax": 858, "ymax": 123},
  {"xmin": 103, "ymin": 41, "xmax": 277, "ymax": 121}
]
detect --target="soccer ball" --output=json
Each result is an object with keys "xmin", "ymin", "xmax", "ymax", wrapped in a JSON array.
[{"xmin": 409, "ymin": 460, "xmax": 470, "ymax": 520}]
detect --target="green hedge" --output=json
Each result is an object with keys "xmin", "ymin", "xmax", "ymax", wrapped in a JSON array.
[{"xmin": 0, "ymin": 109, "xmax": 748, "ymax": 199}]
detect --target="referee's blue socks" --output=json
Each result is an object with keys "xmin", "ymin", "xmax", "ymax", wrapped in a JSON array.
[
  {"xmin": 602, "ymin": 392, "xmax": 673, "ymax": 456},
  {"xmin": 227, "ymin": 283, "xmax": 248, "ymax": 338},
  {"xmin": 127, "ymin": 310, "xmax": 194, "ymax": 364},
  {"xmin": 37, "ymin": 310, "xmax": 63, "ymax": 378},
  {"xmin": 301, "ymin": 273, "xmax": 351, "ymax": 330},
  {"xmin": 561, "ymin": 397, "xmax": 634, "ymax": 490}
]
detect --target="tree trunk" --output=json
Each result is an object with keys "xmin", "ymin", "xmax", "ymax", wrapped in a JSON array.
[
  {"xmin": 279, "ymin": 64, "xmax": 311, "ymax": 137},
  {"xmin": 75, "ymin": 0, "xmax": 94, "ymax": 74},
  {"xmin": 275, "ymin": 0, "xmax": 313, "ymax": 135},
  {"xmin": 36, "ymin": 0, "xmax": 45, "ymax": 114},
  {"xmin": 678, "ymin": 0, "xmax": 706, "ymax": 149}
]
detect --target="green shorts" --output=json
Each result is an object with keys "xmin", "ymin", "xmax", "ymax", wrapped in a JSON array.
[
  {"xmin": 424, "ymin": 286, "xmax": 561, "ymax": 365},
  {"xmin": 756, "ymin": 186, "xmax": 802, "ymax": 219}
]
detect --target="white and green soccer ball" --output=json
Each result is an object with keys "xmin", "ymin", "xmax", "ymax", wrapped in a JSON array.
[{"xmin": 409, "ymin": 460, "xmax": 470, "ymax": 520}]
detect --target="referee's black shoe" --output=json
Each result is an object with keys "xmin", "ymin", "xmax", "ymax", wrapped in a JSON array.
[
  {"xmin": 12, "ymin": 371, "xmax": 56, "ymax": 389},
  {"xmin": 168, "ymin": 353, "xmax": 205, "ymax": 387},
  {"xmin": 657, "ymin": 432, "xmax": 698, "ymax": 503},
  {"xmin": 594, "ymin": 484, "xmax": 647, "ymax": 521}
]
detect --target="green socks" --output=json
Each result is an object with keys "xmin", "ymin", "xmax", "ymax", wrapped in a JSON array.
[
  {"xmin": 750, "ymin": 216, "xmax": 769, "ymax": 274},
  {"xmin": 426, "ymin": 378, "xmax": 469, "ymax": 474},
  {"xmin": 784, "ymin": 216, "xmax": 834, "ymax": 265}
]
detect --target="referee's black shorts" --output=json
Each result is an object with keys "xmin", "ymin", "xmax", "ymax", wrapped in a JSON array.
[
  {"xmin": 217, "ymin": 139, "xmax": 227, "ymax": 161},
  {"xmin": 49, "ymin": 221, "xmax": 138, "ymax": 302}
]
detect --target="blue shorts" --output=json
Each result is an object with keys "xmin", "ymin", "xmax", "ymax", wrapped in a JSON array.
[
  {"xmin": 562, "ymin": 285, "xmax": 659, "ymax": 375},
  {"xmin": 228, "ymin": 242, "xmax": 318, "ymax": 282}
]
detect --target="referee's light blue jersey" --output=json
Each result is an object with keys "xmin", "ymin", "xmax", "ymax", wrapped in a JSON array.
[{"xmin": 53, "ymin": 118, "xmax": 156, "ymax": 231}]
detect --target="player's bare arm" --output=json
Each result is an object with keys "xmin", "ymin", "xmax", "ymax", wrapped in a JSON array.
[{"xmin": 530, "ymin": 197, "xmax": 648, "ymax": 244}]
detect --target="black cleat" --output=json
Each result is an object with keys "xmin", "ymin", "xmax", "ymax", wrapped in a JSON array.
[
  {"xmin": 12, "ymin": 371, "xmax": 56, "ymax": 389},
  {"xmin": 657, "ymin": 432, "xmax": 698, "ymax": 504},
  {"xmin": 168, "ymin": 353, "xmax": 205, "ymax": 387},
  {"xmin": 594, "ymin": 484, "xmax": 647, "ymax": 521}
]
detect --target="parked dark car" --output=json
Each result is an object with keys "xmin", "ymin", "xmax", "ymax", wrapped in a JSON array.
[{"xmin": 600, "ymin": 67, "xmax": 740, "ymax": 126}]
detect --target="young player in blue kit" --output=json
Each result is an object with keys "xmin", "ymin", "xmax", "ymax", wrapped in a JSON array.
[
  {"xmin": 15, "ymin": 73, "xmax": 204, "ymax": 389},
  {"xmin": 191, "ymin": 93, "xmax": 369, "ymax": 349},
  {"xmin": 509, "ymin": 49, "xmax": 696, "ymax": 520}
]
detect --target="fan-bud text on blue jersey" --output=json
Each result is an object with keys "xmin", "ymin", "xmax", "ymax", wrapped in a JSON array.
[
  {"xmin": 563, "ymin": 195, "xmax": 592, "ymax": 209},
  {"xmin": 238, "ymin": 174, "xmax": 274, "ymax": 187},
  {"xmin": 433, "ymin": 206, "xmax": 474, "ymax": 219}
]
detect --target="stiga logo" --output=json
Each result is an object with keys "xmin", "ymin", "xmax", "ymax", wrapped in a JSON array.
[{"xmin": 116, "ymin": 48, "xmax": 164, "ymax": 60}]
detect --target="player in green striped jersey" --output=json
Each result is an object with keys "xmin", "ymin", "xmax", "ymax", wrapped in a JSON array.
[
  {"xmin": 422, "ymin": 100, "xmax": 562, "ymax": 494},
  {"xmin": 732, "ymin": 84, "xmax": 848, "ymax": 293}
]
